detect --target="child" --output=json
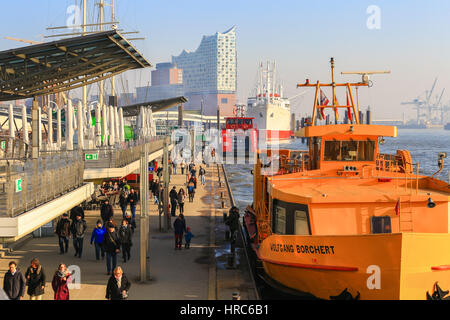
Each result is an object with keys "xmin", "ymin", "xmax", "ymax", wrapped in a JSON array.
[{"xmin": 184, "ymin": 227, "xmax": 194, "ymax": 249}]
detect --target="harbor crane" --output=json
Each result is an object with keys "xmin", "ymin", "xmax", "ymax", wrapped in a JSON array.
[{"xmin": 402, "ymin": 77, "xmax": 448, "ymax": 126}]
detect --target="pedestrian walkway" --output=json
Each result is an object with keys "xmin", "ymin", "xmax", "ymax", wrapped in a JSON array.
[{"xmin": 0, "ymin": 164, "xmax": 256, "ymax": 300}]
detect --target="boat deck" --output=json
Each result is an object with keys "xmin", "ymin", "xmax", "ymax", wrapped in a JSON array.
[{"xmin": 270, "ymin": 174, "xmax": 450, "ymax": 203}]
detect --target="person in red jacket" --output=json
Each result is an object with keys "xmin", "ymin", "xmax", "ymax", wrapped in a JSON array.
[{"xmin": 52, "ymin": 263, "xmax": 71, "ymax": 300}]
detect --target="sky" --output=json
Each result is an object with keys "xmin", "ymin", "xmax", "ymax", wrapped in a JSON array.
[{"xmin": 1, "ymin": 0, "xmax": 450, "ymax": 121}]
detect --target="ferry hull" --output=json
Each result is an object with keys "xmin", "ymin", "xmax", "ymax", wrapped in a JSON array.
[{"xmin": 257, "ymin": 233, "xmax": 450, "ymax": 300}]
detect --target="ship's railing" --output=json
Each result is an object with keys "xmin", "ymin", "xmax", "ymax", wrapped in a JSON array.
[
  {"xmin": 376, "ymin": 153, "xmax": 420, "ymax": 192},
  {"xmin": 278, "ymin": 151, "xmax": 310, "ymax": 174},
  {"xmin": 376, "ymin": 153, "xmax": 401, "ymax": 173},
  {"xmin": 0, "ymin": 150, "xmax": 84, "ymax": 217}
]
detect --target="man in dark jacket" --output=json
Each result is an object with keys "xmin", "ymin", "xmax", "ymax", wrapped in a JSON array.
[
  {"xmin": 127, "ymin": 188, "xmax": 138, "ymax": 220},
  {"xmin": 103, "ymin": 225, "xmax": 121, "ymax": 275},
  {"xmin": 225, "ymin": 206, "xmax": 240, "ymax": 252},
  {"xmin": 70, "ymin": 205, "xmax": 85, "ymax": 221},
  {"xmin": 55, "ymin": 213, "xmax": 71, "ymax": 254},
  {"xmin": 173, "ymin": 214, "xmax": 187, "ymax": 250},
  {"xmin": 70, "ymin": 214, "xmax": 87, "ymax": 258},
  {"xmin": 100, "ymin": 199, "xmax": 114, "ymax": 226},
  {"xmin": 118, "ymin": 190, "xmax": 128, "ymax": 219},
  {"xmin": 169, "ymin": 186, "xmax": 178, "ymax": 217},
  {"xmin": 3, "ymin": 261, "xmax": 26, "ymax": 300},
  {"xmin": 118, "ymin": 219, "xmax": 133, "ymax": 263}
]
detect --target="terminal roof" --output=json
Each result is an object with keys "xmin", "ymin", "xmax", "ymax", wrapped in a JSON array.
[
  {"xmin": 0, "ymin": 30, "xmax": 151, "ymax": 101},
  {"xmin": 121, "ymin": 96, "xmax": 188, "ymax": 117}
]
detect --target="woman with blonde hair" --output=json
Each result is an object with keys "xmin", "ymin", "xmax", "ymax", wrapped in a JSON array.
[
  {"xmin": 105, "ymin": 266, "xmax": 131, "ymax": 300},
  {"xmin": 51, "ymin": 263, "xmax": 71, "ymax": 300}
]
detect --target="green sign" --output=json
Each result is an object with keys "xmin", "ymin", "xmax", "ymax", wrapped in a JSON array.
[
  {"xmin": 15, "ymin": 179, "xmax": 22, "ymax": 192},
  {"xmin": 1, "ymin": 141, "xmax": 5, "ymax": 150},
  {"xmin": 85, "ymin": 153, "xmax": 99, "ymax": 161}
]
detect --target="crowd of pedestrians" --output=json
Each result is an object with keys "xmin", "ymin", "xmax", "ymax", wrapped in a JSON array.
[{"xmin": 1, "ymin": 160, "xmax": 208, "ymax": 300}]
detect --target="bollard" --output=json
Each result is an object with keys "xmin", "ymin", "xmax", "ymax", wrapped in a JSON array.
[
  {"xmin": 220, "ymin": 191, "xmax": 224, "ymax": 199},
  {"xmin": 232, "ymin": 292, "xmax": 240, "ymax": 300},
  {"xmin": 221, "ymin": 199, "xmax": 225, "ymax": 208}
]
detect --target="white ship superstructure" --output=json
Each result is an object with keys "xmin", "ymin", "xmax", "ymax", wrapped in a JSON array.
[{"xmin": 246, "ymin": 61, "xmax": 292, "ymax": 142}]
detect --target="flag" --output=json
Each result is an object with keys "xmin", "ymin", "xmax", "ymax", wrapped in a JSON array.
[
  {"xmin": 319, "ymin": 89, "xmax": 328, "ymax": 120},
  {"xmin": 395, "ymin": 198, "xmax": 400, "ymax": 216},
  {"xmin": 333, "ymin": 95, "xmax": 339, "ymax": 121},
  {"xmin": 346, "ymin": 91, "xmax": 353, "ymax": 123}
]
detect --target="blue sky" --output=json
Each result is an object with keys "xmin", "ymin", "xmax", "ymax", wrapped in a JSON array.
[{"xmin": 2, "ymin": 0, "xmax": 450, "ymax": 120}]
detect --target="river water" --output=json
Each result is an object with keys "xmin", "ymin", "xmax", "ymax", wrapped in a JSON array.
[{"xmin": 226, "ymin": 129, "xmax": 450, "ymax": 212}]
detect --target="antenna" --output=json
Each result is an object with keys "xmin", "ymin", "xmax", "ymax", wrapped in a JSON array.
[{"xmin": 341, "ymin": 71, "xmax": 391, "ymax": 87}]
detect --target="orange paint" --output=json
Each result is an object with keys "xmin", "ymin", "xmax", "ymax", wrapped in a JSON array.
[{"xmin": 246, "ymin": 59, "xmax": 450, "ymax": 300}]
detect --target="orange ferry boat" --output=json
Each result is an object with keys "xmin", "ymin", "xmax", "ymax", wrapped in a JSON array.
[{"xmin": 244, "ymin": 58, "xmax": 450, "ymax": 300}]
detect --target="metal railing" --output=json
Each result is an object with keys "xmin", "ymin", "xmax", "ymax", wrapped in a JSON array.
[
  {"xmin": 82, "ymin": 136, "xmax": 166, "ymax": 169},
  {"xmin": 0, "ymin": 150, "xmax": 84, "ymax": 217},
  {"xmin": 0, "ymin": 136, "xmax": 30, "ymax": 160}
]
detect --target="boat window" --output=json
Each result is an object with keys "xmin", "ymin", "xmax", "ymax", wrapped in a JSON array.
[
  {"xmin": 341, "ymin": 141, "xmax": 358, "ymax": 161},
  {"xmin": 324, "ymin": 141, "xmax": 340, "ymax": 161},
  {"xmin": 295, "ymin": 210, "xmax": 310, "ymax": 235},
  {"xmin": 358, "ymin": 141, "xmax": 375, "ymax": 161},
  {"xmin": 237, "ymin": 119, "xmax": 243, "ymax": 125},
  {"xmin": 275, "ymin": 206, "xmax": 286, "ymax": 234},
  {"xmin": 370, "ymin": 216, "xmax": 392, "ymax": 234},
  {"xmin": 324, "ymin": 140, "xmax": 376, "ymax": 161}
]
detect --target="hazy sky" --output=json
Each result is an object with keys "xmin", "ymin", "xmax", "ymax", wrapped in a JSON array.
[{"xmin": 2, "ymin": 0, "xmax": 450, "ymax": 120}]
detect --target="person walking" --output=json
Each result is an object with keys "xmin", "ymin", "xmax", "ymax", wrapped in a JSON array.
[
  {"xmin": 90, "ymin": 220, "xmax": 106, "ymax": 260},
  {"xmin": 177, "ymin": 188, "xmax": 186, "ymax": 214},
  {"xmin": 199, "ymin": 166, "xmax": 206, "ymax": 186},
  {"xmin": 184, "ymin": 227, "xmax": 194, "ymax": 249},
  {"xmin": 118, "ymin": 219, "xmax": 133, "ymax": 263},
  {"xmin": 25, "ymin": 258, "xmax": 46, "ymax": 300},
  {"xmin": 180, "ymin": 160, "xmax": 186, "ymax": 175},
  {"xmin": 51, "ymin": 264, "xmax": 71, "ymax": 300},
  {"xmin": 127, "ymin": 188, "xmax": 138, "ymax": 220},
  {"xmin": 124, "ymin": 211, "xmax": 136, "ymax": 232},
  {"xmin": 118, "ymin": 190, "xmax": 128, "ymax": 219},
  {"xmin": 187, "ymin": 180, "xmax": 195, "ymax": 202},
  {"xmin": 173, "ymin": 214, "xmax": 187, "ymax": 250},
  {"xmin": 190, "ymin": 164, "xmax": 197, "ymax": 178},
  {"xmin": 172, "ymin": 160, "xmax": 177, "ymax": 174},
  {"xmin": 103, "ymin": 224, "xmax": 121, "ymax": 275},
  {"xmin": 169, "ymin": 186, "xmax": 178, "ymax": 217},
  {"xmin": 153, "ymin": 179, "xmax": 160, "ymax": 205},
  {"xmin": 100, "ymin": 199, "xmax": 114, "ymax": 226},
  {"xmin": 55, "ymin": 213, "xmax": 71, "ymax": 254},
  {"xmin": 3, "ymin": 261, "xmax": 26, "ymax": 300},
  {"xmin": 70, "ymin": 213, "xmax": 87, "ymax": 258},
  {"xmin": 106, "ymin": 266, "xmax": 131, "ymax": 300},
  {"xmin": 70, "ymin": 205, "xmax": 85, "ymax": 221}
]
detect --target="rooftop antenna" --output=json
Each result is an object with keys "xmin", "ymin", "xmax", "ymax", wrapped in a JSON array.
[
  {"xmin": 341, "ymin": 70, "xmax": 391, "ymax": 119},
  {"xmin": 340, "ymin": 70, "xmax": 391, "ymax": 87}
]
